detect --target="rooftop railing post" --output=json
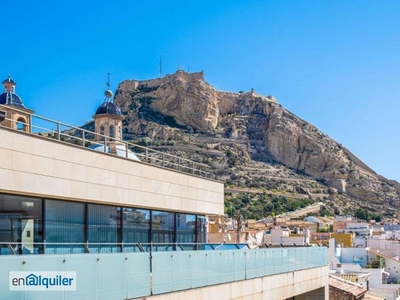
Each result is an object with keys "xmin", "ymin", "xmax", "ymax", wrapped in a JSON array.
[
  {"xmin": 192, "ymin": 162, "xmax": 195, "ymax": 174},
  {"xmin": 162, "ymin": 153, "xmax": 165, "ymax": 167},
  {"xmin": 84, "ymin": 242, "xmax": 90, "ymax": 253},
  {"xmin": 82, "ymin": 131, "xmax": 85, "ymax": 147},
  {"xmin": 57, "ymin": 122, "xmax": 61, "ymax": 140},
  {"xmin": 7, "ymin": 244, "xmax": 16, "ymax": 255},
  {"xmin": 28, "ymin": 115, "xmax": 32, "ymax": 133},
  {"xmin": 178, "ymin": 158, "xmax": 181, "ymax": 171},
  {"xmin": 145, "ymin": 149, "xmax": 148, "ymax": 163},
  {"xmin": 125, "ymin": 142, "xmax": 128, "ymax": 158}
]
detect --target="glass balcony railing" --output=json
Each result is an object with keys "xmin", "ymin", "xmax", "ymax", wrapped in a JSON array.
[{"xmin": 0, "ymin": 246, "xmax": 327, "ymax": 299}]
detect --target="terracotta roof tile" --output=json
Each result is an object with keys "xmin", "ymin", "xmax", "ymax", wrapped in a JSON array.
[{"xmin": 329, "ymin": 275, "xmax": 366, "ymax": 297}]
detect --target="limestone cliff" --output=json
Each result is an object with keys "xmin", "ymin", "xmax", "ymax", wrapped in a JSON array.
[{"xmin": 114, "ymin": 70, "xmax": 400, "ymax": 212}]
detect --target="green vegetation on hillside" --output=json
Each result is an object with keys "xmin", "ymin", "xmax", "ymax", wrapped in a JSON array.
[
  {"xmin": 224, "ymin": 192, "xmax": 315, "ymax": 220},
  {"xmin": 354, "ymin": 208, "xmax": 383, "ymax": 222}
]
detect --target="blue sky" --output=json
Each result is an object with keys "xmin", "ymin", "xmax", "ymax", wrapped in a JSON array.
[{"xmin": 3, "ymin": 1, "xmax": 400, "ymax": 181}]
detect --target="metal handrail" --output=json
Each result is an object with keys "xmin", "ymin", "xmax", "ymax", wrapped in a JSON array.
[
  {"xmin": 0, "ymin": 105, "xmax": 214, "ymax": 179},
  {"xmin": 0, "ymin": 242, "xmax": 250, "ymax": 255}
]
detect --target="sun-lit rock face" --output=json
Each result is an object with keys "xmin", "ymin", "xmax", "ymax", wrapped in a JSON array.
[{"xmin": 114, "ymin": 70, "xmax": 400, "ymax": 207}]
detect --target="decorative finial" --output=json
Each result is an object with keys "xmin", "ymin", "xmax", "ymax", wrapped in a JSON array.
[
  {"xmin": 106, "ymin": 72, "xmax": 111, "ymax": 89},
  {"xmin": 104, "ymin": 72, "xmax": 113, "ymax": 101}
]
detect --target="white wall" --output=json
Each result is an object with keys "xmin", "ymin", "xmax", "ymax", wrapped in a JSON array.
[
  {"xmin": 361, "ymin": 268, "xmax": 389, "ymax": 287},
  {"xmin": 145, "ymin": 266, "xmax": 329, "ymax": 300},
  {"xmin": 386, "ymin": 260, "xmax": 400, "ymax": 280},
  {"xmin": 370, "ymin": 286, "xmax": 400, "ymax": 300},
  {"xmin": 0, "ymin": 128, "xmax": 224, "ymax": 215},
  {"xmin": 368, "ymin": 238, "xmax": 400, "ymax": 250},
  {"xmin": 340, "ymin": 248, "xmax": 367, "ymax": 266},
  {"xmin": 282, "ymin": 236, "xmax": 305, "ymax": 246}
]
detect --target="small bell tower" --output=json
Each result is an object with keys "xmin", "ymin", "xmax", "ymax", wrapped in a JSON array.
[
  {"xmin": 0, "ymin": 75, "xmax": 34, "ymax": 132},
  {"xmin": 93, "ymin": 73, "xmax": 124, "ymax": 142}
]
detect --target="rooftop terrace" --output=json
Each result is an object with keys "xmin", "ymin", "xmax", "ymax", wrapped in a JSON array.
[{"xmin": 0, "ymin": 104, "xmax": 214, "ymax": 180}]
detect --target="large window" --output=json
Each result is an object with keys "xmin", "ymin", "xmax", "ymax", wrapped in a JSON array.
[
  {"xmin": 45, "ymin": 200, "xmax": 85, "ymax": 243},
  {"xmin": 122, "ymin": 208, "xmax": 150, "ymax": 243},
  {"xmin": 176, "ymin": 213, "xmax": 196, "ymax": 245},
  {"xmin": 88, "ymin": 204, "xmax": 120, "ymax": 243},
  {"xmin": 0, "ymin": 194, "xmax": 42, "ymax": 254},
  {"xmin": 196, "ymin": 216, "xmax": 207, "ymax": 244},
  {"xmin": 152, "ymin": 211, "xmax": 174, "ymax": 243},
  {"xmin": 0, "ymin": 193, "xmax": 207, "ymax": 254}
]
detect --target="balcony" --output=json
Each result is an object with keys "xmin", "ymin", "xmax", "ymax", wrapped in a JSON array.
[{"xmin": 0, "ymin": 246, "xmax": 327, "ymax": 299}]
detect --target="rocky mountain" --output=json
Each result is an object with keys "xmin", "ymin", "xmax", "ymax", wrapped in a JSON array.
[{"xmin": 110, "ymin": 70, "xmax": 399, "ymax": 217}]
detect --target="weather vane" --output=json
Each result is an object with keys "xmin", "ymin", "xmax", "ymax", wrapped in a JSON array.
[
  {"xmin": 106, "ymin": 72, "xmax": 111, "ymax": 89},
  {"xmin": 104, "ymin": 72, "xmax": 113, "ymax": 101}
]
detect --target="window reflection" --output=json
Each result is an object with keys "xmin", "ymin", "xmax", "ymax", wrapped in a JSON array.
[
  {"xmin": 0, "ymin": 194, "xmax": 42, "ymax": 254},
  {"xmin": 88, "ymin": 204, "xmax": 120, "ymax": 243},
  {"xmin": 0, "ymin": 193, "xmax": 207, "ymax": 254},
  {"xmin": 197, "ymin": 216, "xmax": 207, "ymax": 243},
  {"xmin": 45, "ymin": 200, "xmax": 85, "ymax": 243},
  {"xmin": 176, "ymin": 213, "xmax": 195, "ymax": 244},
  {"xmin": 123, "ymin": 208, "xmax": 150, "ymax": 243},
  {"xmin": 152, "ymin": 211, "xmax": 174, "ymax": 243}
]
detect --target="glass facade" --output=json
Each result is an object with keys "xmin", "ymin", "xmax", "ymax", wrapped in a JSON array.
[
  {"xmin": 45, "ymin": 200, "xmax": 85, "ymax": 243},
  {"xmin": 88, "ymin": 204, "xmax": 120, "ymax": 243},
  {"xmin": 197, "ymin": 216, "xmax": 207, "ymax": 244},
  {"xmin": 122, "ymin": 208, "xmax": 150, "ymax": 243},
  {"xmin": 176, "ymin": 213, "xmax": 195, "ymax": 243},
  {"xmin": 152, "ymin": 211, "xmax": 175, "ymax": 243},
  {"xmin": 0, "ymin": 193, "xmax": 207, "ymax": 254},
  {"xmin": 0, "ymin": 194, "xmax": 42, "ymax": 254}
]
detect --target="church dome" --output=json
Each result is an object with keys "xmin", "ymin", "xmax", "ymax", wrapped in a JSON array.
[
  {"xmin": 1, "ymin": 76, "xmax": 25, "ymax": 108},
  {"xmin": 95, "ymin": 101, "xmax": 122, "ymax": 116},
  {"xmin": 0, "ymin": 93, "xmax": 25, "ymax": 107},
  {"xmin": 2, "ymin": 77, "xmax": 16, "ymax": 85}
]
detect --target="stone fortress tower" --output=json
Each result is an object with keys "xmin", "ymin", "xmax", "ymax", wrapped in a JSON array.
[{"xmin": 0, "ymin": 75, "xmax": 34, "ymax": 132}]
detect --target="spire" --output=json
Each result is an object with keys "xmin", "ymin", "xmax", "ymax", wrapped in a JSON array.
[
  {"xmin": 106, "ymin": 72, "xmax": 111, "ymax": 89},
  {"xmin": 104, "ymin": 72, "xmax": 113, "ymax": 102}
]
